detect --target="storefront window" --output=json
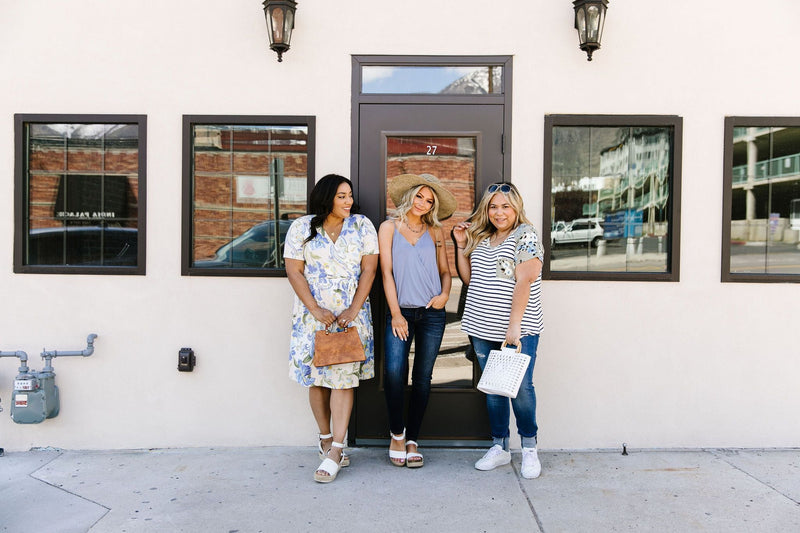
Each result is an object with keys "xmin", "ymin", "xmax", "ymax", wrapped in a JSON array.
[
  {"xmin": 543, "ymin": 115, "xmax": 682, "ymax": 281},
  {"xmin": 722, "ymin": 118, "xmax": 800, "ymax": 281},
  {"xmin": 182, "ymin": 116, "xmax": 315, "ymax": 276},
  {"xmin": 14, "ymin": 114, "xmax": 146, "ymax": 274}
]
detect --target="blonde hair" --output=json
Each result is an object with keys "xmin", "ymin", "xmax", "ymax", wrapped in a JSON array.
[
  {"xmin": 463, "ymin": 183, "xmax": 531, "ymax": 255},
  {"xmin": 391, "ymin": 185, "xmax": 442, "ymax": 228}
]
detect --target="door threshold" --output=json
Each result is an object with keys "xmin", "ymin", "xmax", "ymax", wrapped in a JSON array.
[{"xmin": 354, "ymin": 438, "xmax": 493, "ymax": 448}]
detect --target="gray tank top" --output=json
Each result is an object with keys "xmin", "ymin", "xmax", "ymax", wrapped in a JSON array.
[{"xmin": 392, "ymin": 223, "xmax": 442, "ymax": 308}]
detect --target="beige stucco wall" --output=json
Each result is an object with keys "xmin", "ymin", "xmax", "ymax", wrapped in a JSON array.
[{"xmin": 0, "ymin": 0, "xmax": 798, "ymax": 451}]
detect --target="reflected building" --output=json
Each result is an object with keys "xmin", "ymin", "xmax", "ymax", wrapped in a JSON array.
[
  {"xmin": 595, "ymin": 129, "xmax": 671, "ymax": 236},
  {"xmin": 549, "ymin": 124, "xmax": 674, "ymax": 274},
  {"xmin": 551, "ymin": 127, "xmax": 672, "ymax": 238},
  {"xmin": 28, "ymin": 124, "xmax": 141, "ymax": 231},
  {"xmin": 24, "ymin": 123, "xmax": 142, "ymax": 267},
  {"xmin": 730, "ymin": 127, "xmax": 800, "ymax": 244},
  {"xmin": 191, "ymin": 125, "xmax": 308, "ymax": 262}
]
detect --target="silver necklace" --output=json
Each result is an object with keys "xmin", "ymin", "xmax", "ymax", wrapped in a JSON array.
[{"xmin": 405, "ymin": 220, "xmax": 425, "ymax": 234}]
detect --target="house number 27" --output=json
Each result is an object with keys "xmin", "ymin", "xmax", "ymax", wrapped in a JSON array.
[{"xmin": 426, "ymin": 145, "xmax": 438, "ymax": 155}]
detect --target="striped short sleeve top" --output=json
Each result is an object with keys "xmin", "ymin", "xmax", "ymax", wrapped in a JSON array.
[{"xmin": 461, "ymin": 224, "xmax": 544, "ymax": 342}]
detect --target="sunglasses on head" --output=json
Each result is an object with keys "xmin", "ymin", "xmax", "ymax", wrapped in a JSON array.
[{"xmin": 487, "ymin": 183, "xmax": 513, "ymax": 194}]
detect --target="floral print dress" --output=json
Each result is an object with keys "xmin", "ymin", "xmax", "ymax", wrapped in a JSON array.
[{"xmin": 283, "ymin": 214, "xmax": 379, "ymax": 388}]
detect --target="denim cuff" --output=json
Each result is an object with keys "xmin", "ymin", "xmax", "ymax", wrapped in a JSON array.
[
  {"xmin": 521, "ymin": 435, "xmax": 538, "ymax": 449},
  {"xmin": 492, "ymin": 436, "xmax": 509, "ymax": 451}
]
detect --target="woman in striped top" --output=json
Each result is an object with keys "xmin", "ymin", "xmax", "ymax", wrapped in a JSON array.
[{"xmin": 452, "ymin": 182, "xmax": 544, "ymax": 479}]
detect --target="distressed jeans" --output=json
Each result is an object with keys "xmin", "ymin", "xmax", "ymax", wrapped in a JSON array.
[
  {"xmin": 470, "ymin": 334, "xmax": 539, "ymax": 450},
  {"xmin": 384, "ymin": 306, "xmax": 446, "ymax": 442}
]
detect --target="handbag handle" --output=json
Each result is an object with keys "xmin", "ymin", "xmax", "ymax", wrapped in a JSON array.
[
  {"xmin": 500, "ymin": 341, "xmax": 522, "ymax": 353},
  {"xmin": 324, "ymin": 325, "xmax": 350, "ymax": 334}
]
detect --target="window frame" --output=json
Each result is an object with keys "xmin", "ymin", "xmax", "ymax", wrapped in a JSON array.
[
  {"xmin": 14, "ymin": 113, "xmax": 147, "ymax": 275},
  {"xmin": 181, "ymin": 115, "xmax": 316, "ymax": 277},
  {"xmin": 543, "ymin": 114, "xmax": 683, "ymax": 282},
  {"xmin": 722, "ymin": 116, "xmax": 800, "ymax": 283}
]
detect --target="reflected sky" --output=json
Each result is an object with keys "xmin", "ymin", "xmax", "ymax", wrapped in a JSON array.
[{"xmin": 362, "ymin": 66, "xmax": 502, "ymax": 94}]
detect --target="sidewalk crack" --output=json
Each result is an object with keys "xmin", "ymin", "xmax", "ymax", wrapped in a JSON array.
[
  {"xmin": 511, "ymin": 459, "xmax": 546, "ymax": 532},
  {"xmin": 29, "ymin": 452, "xmax": 112, "ymax": 518},
  {"xmin": 710, "ymin": 450, "xmax": 800, "ymax": 506}
]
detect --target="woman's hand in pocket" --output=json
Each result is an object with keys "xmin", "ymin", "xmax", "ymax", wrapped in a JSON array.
[{"xmin": 427, "ymin": 293, "xmax": 449, "ymax": 310}]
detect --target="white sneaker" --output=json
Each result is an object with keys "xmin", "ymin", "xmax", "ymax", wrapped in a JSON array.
[
  {"xmin": 521, "ymin": 447, "xmax": 541, "ymax": 479},
  {"xmin": 475, "ymin": 445, "xmax": 511, "ymax": 471}
]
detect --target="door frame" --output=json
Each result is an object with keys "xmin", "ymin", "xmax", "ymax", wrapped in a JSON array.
[{"xmin": 350, "ymin": 55, "xmax": 513, "ymax": 445}]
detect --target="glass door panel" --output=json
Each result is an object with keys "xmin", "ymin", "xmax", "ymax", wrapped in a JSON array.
[{"xmin": 385, "ymin": 135, "xmax": 476, "ymax": 388}]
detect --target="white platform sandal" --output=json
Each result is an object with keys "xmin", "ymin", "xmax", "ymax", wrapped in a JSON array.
[
  {"xmin": 406, "ymin": 440, "xmax": 424, "ymax": 468},
  {"xmin": 314, "ymin": 441, "xmax": 345, "ymax": 483},
  {"xmin": 389, "ymin": 429, "xmax": 407, "ymax": 467},
  {"xmin": 318, "ymin": 433, "xmax": 349, "ymax": 467}
]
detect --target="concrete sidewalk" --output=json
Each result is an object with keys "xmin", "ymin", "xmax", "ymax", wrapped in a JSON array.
[{"xmin": 1, "ymin": 447, "xmax": 799, "ymax": 532}]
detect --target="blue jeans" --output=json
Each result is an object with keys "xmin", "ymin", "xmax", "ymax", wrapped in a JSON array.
[
  {"xmin": 470, "ymin": 335, "xmax": 539, "ymax": 450},
  {"xmin": 384, "ymin": 307, "xmax": 446, "ymax": 442}
]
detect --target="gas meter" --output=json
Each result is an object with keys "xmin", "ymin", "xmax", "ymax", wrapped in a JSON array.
[
  {"xmin": 1, "ymin": 334, "xmax": 96, "ymax": 424},
  {"xmin": 11, "ymin": 368, "xmax": 59, "ymax": 424}
]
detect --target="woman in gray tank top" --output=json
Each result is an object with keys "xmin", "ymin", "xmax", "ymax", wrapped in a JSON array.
[{"xmin": 378, "ymin": 173, "xmax": 457, "ymax": 468}]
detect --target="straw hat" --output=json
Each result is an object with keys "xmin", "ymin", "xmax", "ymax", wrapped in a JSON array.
[{"xmin": 388, "ymin": 173, "xmax": 457, "ymax": 220}]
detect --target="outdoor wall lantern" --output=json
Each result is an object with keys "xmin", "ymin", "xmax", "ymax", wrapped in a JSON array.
[
  {"xmin": 573, "ymin": 0, "xmax": 608, "ymax": 61},
  {"xmin": 262, "ymin": 0, "xmax": 297, "ymax": 62}
]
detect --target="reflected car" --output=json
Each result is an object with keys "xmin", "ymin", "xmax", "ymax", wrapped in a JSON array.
[
  {"xmin": 26, "ymin": 226, "xmax": 138, "ymax": 266},
  {"xmin": 193, "ymin": 220, "xmax": 293, "ymax": 268},
  {"xmin": 551, "ymin": 218, "xmax": 604, "ymax": 248}
]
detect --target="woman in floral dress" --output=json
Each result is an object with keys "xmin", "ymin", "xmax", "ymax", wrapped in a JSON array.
[{"xmin": 284, "ymin": 174, "xmax": 379, "ymax": 483}]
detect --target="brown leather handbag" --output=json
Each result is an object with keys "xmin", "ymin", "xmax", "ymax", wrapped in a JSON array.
[{"xmin": 312, "ymin": 326, "xmax": 366, "ymax": 367}]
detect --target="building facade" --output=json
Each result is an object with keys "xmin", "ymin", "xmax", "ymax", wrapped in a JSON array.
[{"xmin": 0, "ymin": 0, "xmax": 798, "ymax": 451}]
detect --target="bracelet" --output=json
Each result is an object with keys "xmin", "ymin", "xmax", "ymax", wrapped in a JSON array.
[{"xmin": 457, "ymin": 246, "xmax": 465, "ymax": 250}]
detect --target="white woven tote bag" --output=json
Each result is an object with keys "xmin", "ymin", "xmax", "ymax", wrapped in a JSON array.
[{"xmin": 477, "ymin": 342, "xmax": 531, "ymax": 398}]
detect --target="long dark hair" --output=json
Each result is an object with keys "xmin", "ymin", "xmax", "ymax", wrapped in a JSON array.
[{"xmin": 303, "ymin": 174, "xmax": 358, "ymax": 245}]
